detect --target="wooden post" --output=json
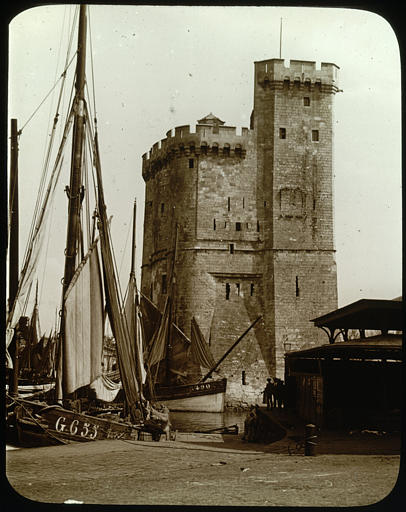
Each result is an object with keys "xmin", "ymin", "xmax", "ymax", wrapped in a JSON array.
[
  {"xmin": 9, "ymin": 118, "xmax": 19, "ymax": 397},
  {"xmin": 304, "ymin": 423, "xmax": 317, "ymax": 456}
]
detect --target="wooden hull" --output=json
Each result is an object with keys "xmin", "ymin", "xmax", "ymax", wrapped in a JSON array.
[
  {"xmin": 9, "ymin": 399, "xmax": 140, "ymax": 447},
  {"xmin": 7, "ymin": 382, "xmax": 55, "ymax": 400},
  {"xmin": 156, "ymin": 378, "xmax": 227, "ymax": 413}
]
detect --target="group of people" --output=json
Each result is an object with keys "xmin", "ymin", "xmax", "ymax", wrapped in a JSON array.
[{"xmin": 263, "ymin": 377, "xmax": 286, "ymax": 409}]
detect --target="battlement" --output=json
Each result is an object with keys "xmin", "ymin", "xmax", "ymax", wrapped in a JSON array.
[
  {"xmin": 142, "ymin": 119, "xmax": 250, "ymax": 179},
  {"xmin": 255, "ymin": 58, "xmax": 339, "ymax": 92}
]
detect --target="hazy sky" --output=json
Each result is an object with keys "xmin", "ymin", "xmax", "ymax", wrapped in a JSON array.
[{"xmin": 8, "ymin": 4, "xmax": 402, "ymax": 331}]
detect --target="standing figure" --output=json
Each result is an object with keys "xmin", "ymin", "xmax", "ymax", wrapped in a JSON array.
[
  {"xmin": 264, "ymin": 378, "xmax": 275, "ymax": 410},
  {"xmin": 274, "ymin": 378, "xmax": 285, "ymax": 408}
]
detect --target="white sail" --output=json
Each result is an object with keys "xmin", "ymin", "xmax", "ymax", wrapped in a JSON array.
[{"xmin": 63, "ymin": 241, "xmax": 104, "ymax": 394}]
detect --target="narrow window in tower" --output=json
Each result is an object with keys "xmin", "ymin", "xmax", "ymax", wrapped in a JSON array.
[
  {"xmin": 225, "ymin": 283, "xmax": 230, "ymax": 300},
  {"xmin": 229, "ymin": 243, "xmax": 234, "ymax": 254},
  {"xmin": 279, "ymin": 128, "xmax": 286, "ymax": 139},
  {"xmin": 189, "ymin": 158, "xmax": 194, "ymax": 168},
  {"xmin": 313, "ymin": 199, "xmax": 316, "ymax": 210},
  {"xmin": 312, "ymin": 130, "xmax": 319, "ymax": 142},
  {"xmin": 295, "ymin": 276, "xmax": 300, "ymax": 297},
  {"xmin": 150, "ymin": 283, "xmax": 153, "ymax": 300},
  {"xmin": 250, "ymin": 283, "xmax": 254, "ymax": 296},
  {"xmin": 264, "ymin": 201, "xmax": 267, "ymax": 207},
  {"xmin": 242, "ymin": 197, "xmax": 245, "ymax": 209},
  {"xmin": 162, "ymin": 274, "xmax": 167, "ymax": 295},
  {"xmin": 257, "ymin": 220, "xmax": 260, "ymax": 232},
  {"xmin": 224, "ymin": 221, "xmax": 228, "ymax": 229},
  {"xmin": 213, "ymin": 218, "xmax": 216, "ymax": 230},
  {"xmin": 304, "ymin": 97, "xmax": 310, "ymax": 106},
  {"xmin": 236, "ymin": 222, "xmax": 242, "ymax": 231},
  {"xmin": 242, "ymin": 370, "xmax": 247, "ymax": 385},
  {"xmin": 227, "ymin": 197, "xmax": 231, "ymax": 211},
  {"xmin": 161, "ymin": 203, "xmax": 165, "ymax": 214},
  {"xmin": 236, "ymin": 283, "xmax": 240, "ymax": 296}
]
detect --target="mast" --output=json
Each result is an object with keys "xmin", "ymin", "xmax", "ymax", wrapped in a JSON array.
[
  {"xmin": 200, "ymin": 316, "xmax": 262, "ymax": 383},
  {"xmin": 9, "ymin": 118, "xmax": 19, "ymax": 396},
  {"xmin": 60, "ymin": 5, "xmax": 88, "ymax": 398},
  {"xmin": 129, "ymin": 198, "xmax": 147, "ymax": 416},
  {"xmin": 166, "ymin": 222, "xmax": 178, "ymax": 384},
  {"xmin": 130, "ymin": 199, "xmax": 137, "ymax": 278}
]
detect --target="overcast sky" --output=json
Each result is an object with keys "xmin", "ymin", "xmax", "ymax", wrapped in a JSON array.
[{"xmin": 8, "ymin": 4, "xmax": 402, "ymax": 331}]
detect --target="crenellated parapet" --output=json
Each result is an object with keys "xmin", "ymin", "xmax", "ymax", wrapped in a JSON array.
[
  {"xmin": 255, "ymin": 58, "xmax": 340, "ymax": 93},
  {"xmin": 142, "ymin": 116, "xmax": 250, "ymax": 181}
]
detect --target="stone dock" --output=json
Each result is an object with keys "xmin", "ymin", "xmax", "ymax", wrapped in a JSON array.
[{"xmin": 6, "ymin": 425, "xmax": 402, "ymax": 507}]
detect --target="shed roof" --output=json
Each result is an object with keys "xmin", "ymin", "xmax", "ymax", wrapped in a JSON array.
[
  {"xmin": 311, "ymin": 298, "xmax": 404, "ymax": 332},
  {"xmin": 285, "ymin": 334, "xmax": 403, "ymax": 362}
]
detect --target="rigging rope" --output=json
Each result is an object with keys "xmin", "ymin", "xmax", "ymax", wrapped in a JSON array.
[
  {"xmin": 87, "ymin": 7, "xmax": 98, "ymax": 124},
  {"xmin": 17, "ymin": 7, "xmax": 80, "ymax": 318},
  {"xmin": 18, "ymin": 53, "xmax": 77, "ymax": 136}
]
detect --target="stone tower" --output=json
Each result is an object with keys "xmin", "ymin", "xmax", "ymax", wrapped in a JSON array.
[
  {"xmin": 253, "ymin": 58, "xmax": 339, "ymax": 376},
  {"xmin": 141, "ymin": 59, "xmax": 339, "ymax": 407}
]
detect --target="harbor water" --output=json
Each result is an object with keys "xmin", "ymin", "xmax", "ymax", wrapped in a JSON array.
[{"xmin": 169, "ymin": 410, "xmax": 248, "ymax": 433}]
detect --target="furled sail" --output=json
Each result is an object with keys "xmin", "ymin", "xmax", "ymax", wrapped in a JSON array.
[
  {"xmin": 147, "ymin": 297, "xmax": 171, "ymax": 368},
  {"xmin": 93, "ymin": 131, "xmax": 143, "ymax": 421},
  {"xmin": 90, "ymin": 374, "xmax": 121, "ymax": 402},
  {"xmin": 63, "ymin": 240, "xmax": 104, "ymax": 394},
  {"xmin": 143, "ymin": 294, "xmax": 201, "ymax": 386},
  {"xmin": 190, "ymin": 316, "xmax": 216, "ymax": 370},
  {"xmin": 123, "ymin": 274, "xmax": 147, "ymax": 385},
  {"xmin": 168, "ymin": 322, "xmax": 199, "ymax": 384},
  {"xmin": 139, "ymin": 292, "xmax": 163, "ymax": 349}
]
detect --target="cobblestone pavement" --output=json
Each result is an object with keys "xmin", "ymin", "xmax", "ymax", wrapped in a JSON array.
[{"xmin": 6, "ymin": 433, "xmax": 402, "ymax": 507}]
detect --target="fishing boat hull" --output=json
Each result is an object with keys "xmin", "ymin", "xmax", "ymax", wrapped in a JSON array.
[
  {"xmin": 156, "ymin": 378, "xmax": 227, "ymax": 413},
  {"xmin": 8, "ymin": 398, "xmax": 140, "ymax": 447},
  {"xmin": 7, "ymin": 382, "xmax": 55, "ymax": 400}
]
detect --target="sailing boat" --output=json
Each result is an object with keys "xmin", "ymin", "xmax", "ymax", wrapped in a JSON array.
[
  {"xmin": 6, "ymin": 5, "xmax": 166, "ymax": 446},
  {"xmin": 15, "ymin": 282, "xmax": 56, "ymax": 399},
  {"xmin": 140, "ymin": 291, "xmax": 227, "ymax": 412},
  {"xmin": 138, "ymin": 221, "xmax": 262, "ymax": 413},
  {"xmin": 119, "ymin": 202, "xmax": 226, "ymax": 412},
  {"xmin": 141, "ymin": 291, "xmax": 261, "ymax": 412}
]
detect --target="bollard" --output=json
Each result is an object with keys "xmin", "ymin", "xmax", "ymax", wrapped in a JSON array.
[{"xmin": 304, "ymin": 424, "xmax": 317, "ymax": 456}]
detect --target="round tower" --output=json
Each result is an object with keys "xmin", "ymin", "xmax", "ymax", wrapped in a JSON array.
[{"xmin": 141, "ymin": 114, "xmax": 270, "ymax": 406}]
